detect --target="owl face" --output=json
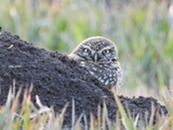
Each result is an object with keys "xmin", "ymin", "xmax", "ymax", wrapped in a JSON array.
[
  {"xmin": 72, "ymin": 37, "xmax": 118, "ymax": 63},
  {"xmin": 69, "ymin": 36, "xmax": 122, "ymax": 90}
]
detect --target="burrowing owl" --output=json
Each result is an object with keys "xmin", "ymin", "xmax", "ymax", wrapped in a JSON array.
[{"xmin": 68, "ymin": 36, "xmax": 122, "ymax": 90}]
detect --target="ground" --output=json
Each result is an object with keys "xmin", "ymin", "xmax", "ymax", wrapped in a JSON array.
[{"xmin": 0, "ymin": 32, "xmax": 167, "ymax": 127}]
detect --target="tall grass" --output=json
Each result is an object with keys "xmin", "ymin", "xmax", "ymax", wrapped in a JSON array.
[
  {"xmin": 0, "ymin": 85, "xmax": 171, "ymax": 130},
  {"xmin": 0, "ymin": 0, "xmax": 173, "ymax": 95},
  {"xmin": 0, "ymin": 1, "xmax": 172, "ymax": 129}
]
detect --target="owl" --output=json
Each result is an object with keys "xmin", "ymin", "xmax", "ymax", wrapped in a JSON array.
[{"xmin": 68, "ymin": 36, "xmax": 123, "ymax": 90}]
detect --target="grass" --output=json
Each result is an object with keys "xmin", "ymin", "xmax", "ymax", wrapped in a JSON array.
[
  {"xmin": 0, "ymin": 0, "xmax": 172, "ymax": 96},
  {"xmin": 0, "ymin": 0, "xmax": 173, "ymax": 129},
  {"xmin": 0, "ymin": 86, "xmax": 171, "ymax": 130}
]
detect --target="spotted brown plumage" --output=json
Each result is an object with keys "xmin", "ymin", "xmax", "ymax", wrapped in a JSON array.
[{"xmin": 68, "ymin": 36, "xmax": 123, "ymax": 90}]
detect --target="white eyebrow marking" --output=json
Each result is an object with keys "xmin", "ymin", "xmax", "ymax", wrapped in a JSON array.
[
  {"xmin": 81, "ymin": 45, "xmax": 91, "ymax": 50},
  {"xmin": 99, "ymin": 45, "xmax": 114, "ymax": 52}
]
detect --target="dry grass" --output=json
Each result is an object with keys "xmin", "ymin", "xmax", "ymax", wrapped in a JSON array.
[
  {"xmin": 0, "ymin": 85, "xmax": 172, "ymax": 130},
  {"xmin": 0, "ymin": 0, "xmax": 173, "ymax": 129}
]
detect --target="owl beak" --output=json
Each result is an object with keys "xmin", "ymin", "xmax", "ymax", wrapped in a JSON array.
[{"xmin": 93, "ymin": 53, "xmax": 98, "ymax": 62}]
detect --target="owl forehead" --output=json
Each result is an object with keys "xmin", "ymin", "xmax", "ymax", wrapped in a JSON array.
[{"xmin": 81, "ymin": 37, "xmax": 116, "ymax": 51}]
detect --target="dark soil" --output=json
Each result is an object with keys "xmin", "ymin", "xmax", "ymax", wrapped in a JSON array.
[{"xmin": 0, "ymin": 32, "xmax": 168, "ymax": 128}]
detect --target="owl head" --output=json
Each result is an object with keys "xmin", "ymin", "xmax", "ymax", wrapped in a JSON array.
[{"xmin": 70, "ymin": 36, "xmax": 119, "ymax": 63}]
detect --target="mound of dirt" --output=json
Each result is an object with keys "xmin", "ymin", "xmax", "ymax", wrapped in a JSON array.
[{"xmin": 0, "ymin": 32, "xmax": 168, "ymax": 127}]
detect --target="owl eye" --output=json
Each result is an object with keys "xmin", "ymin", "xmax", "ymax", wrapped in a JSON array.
[
  {"xmin": 83, "ymin": 48, "xmax": 91, "ymax": 53},
  {"xmin": 102, "ymin": 49, "xmax": 111, "ymax": 55}
]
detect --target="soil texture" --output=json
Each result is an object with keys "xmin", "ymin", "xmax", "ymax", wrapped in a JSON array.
[{"xmin": 0, "ymin": 32, "xmax": 168, "ymax": 128}]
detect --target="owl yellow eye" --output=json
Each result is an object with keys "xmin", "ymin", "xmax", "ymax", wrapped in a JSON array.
[
  {"xmin": 83, "ymin": 48, "xmax": 90, "ymax": 53},
  {"xmin": 102, "ymin": 49, "xmax": 111, "ymax": 55}
]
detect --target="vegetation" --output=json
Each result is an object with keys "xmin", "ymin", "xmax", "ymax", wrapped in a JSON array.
[
  {"xmin": 0, "ymin": 87, "xmax": 171, "ymax": 130},
  {"xmin": 0, "ymin": 0, "xmax": 173, "ymax": 95},
  {"xmin": 0, "ymin": 0, "xmax": 173, "ymax": 129}
]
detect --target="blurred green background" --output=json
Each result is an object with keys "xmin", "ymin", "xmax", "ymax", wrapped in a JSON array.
[{"xmin": 0, "ymin": 0, "xmax": 173, "ymax": 97}]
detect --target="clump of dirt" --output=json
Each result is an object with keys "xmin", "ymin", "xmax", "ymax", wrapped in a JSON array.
[{"xmin": 0, "ymin": 32, "xmax": 168, "ymax": 127}]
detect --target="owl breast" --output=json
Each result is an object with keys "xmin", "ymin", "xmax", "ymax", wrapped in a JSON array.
[{"xmin": 80, "ymin": 61, "xmax": 122, "ymax": 89}]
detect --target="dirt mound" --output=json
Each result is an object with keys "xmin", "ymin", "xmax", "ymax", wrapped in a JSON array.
[{"xmin": 0, "ymin": 32, "xmax": 167, "ymax": 127}]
